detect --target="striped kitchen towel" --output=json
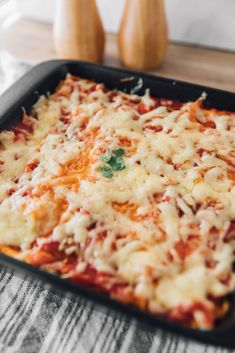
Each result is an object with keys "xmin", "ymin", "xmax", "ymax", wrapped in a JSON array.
[{"xmin": 0, "ymin": 267, "xmax": 232, "ymax": 353}]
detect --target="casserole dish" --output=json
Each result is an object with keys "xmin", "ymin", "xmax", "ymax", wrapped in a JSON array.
[{"xmin": 0, "ymin": 60, "xmax": 235, "ymax": 346}]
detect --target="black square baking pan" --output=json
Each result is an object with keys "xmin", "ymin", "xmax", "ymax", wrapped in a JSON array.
[{"xmin": 0, "ymin": 60, "xmax": 235, "ymax": 347}]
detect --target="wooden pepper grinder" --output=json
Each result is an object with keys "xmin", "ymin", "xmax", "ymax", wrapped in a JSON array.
[
  {"xmin": 118, "ymin": 0, "xmax": 168, "ymax": 70},
  {"xmin": 54, "ymin": 0, "xmax": 105, "ymax": 62}
]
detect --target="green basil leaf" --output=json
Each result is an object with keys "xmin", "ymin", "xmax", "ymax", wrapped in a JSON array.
[
  {"xmin": 113, "ymin": 148, "xmax": 125, "ymax": 158},
  {"xmin": 100, "ymin": 150, "xmax": 112, "ymax": 163},
  {"xmin": 110, "ymin": 156, "xmax": 125, "ymax": 171},
  {"xmin": 99, "ymin": 148, "xmax": 126, "ymax": 175},
  {"xmin": 99, "ymin": 165, "xmax": 113, "ymax": 178}
]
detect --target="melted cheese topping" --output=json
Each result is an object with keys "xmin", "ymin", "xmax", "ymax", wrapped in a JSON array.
[{"xmin": 1, "ymin": 74, "xmax": 235, "ymax": 329}]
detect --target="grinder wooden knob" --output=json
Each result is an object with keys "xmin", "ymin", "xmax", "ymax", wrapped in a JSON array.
[
  {"xmin": 118, "ymin": 0, "xmax": 168, "ymax": 70},
  {"xmin": 54, "ymin": 0, "xmax": 105, "ymax": 63}
]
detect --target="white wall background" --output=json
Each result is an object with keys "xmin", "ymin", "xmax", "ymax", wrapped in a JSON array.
[{"xmin": 19, "ymin": 0, "xmax": 235, "ymax": 51}]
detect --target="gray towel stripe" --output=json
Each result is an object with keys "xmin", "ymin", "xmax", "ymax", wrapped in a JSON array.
[
  {"xmin": 0, "ymin": 281, "xmax": 33, "ymax": 341},
  {"xmin": 18, "ymin": 290, "xmax": 64, "ymax": 353}
]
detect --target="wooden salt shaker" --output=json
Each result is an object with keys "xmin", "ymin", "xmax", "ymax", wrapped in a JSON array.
[
  {"xmin": 54, "ymin": 0, "xmax": 105, "ymax": 62},
  {"xmin": 118, "ymin": 0, "xmax": 168, "ymax": 70}
]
